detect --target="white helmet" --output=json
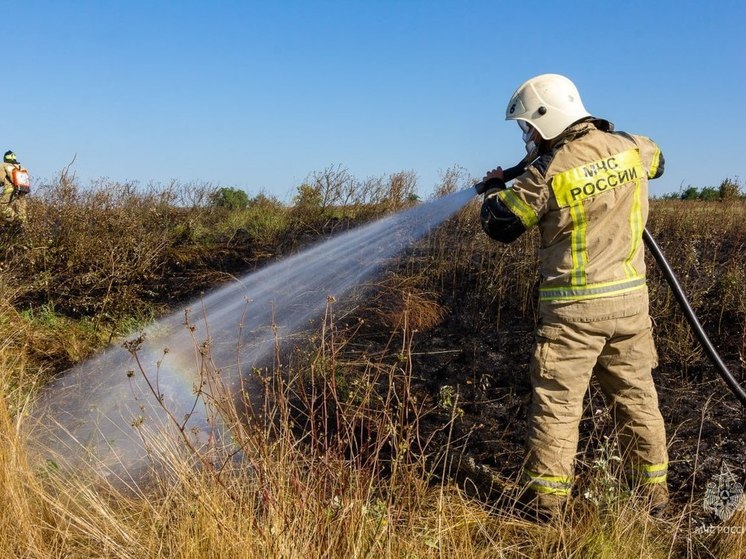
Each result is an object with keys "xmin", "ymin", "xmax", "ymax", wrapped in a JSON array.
[{"xmin": 505, "ymin": 74, "xmax": 590, "ymax": 140}]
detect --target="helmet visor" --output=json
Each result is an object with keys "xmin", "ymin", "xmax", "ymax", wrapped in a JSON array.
[
  {"xmin": 517, "ymin": 120, "xmax": 532, "ymax": 134},
  {"xmin": 518, "ymin": 120, "xmax": 535, "ymax": 145}
]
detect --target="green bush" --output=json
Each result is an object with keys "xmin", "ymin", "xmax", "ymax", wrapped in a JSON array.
[
  {"xmin": 699, "ymin": 186, "xmax": 719, "ymax": 201},
  {"xmin": 680, "ymin": 186, "xmax": 699, "ymax": 200},
  {"xmin": 210, "ymin": 187, "xmax": 250, "ymax": 210}
]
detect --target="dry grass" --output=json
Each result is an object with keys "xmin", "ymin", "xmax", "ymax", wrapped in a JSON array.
[
  {"xmin": 1, "ymin": 174, "xmax": 744, "ymax": 557},
  {"xmin": 3, "ymin": 296, "xmax": 742, "ymax": 558},
  {"xmin": 2, "ymin": 324, "xmax": 719, "ymax": 559}
]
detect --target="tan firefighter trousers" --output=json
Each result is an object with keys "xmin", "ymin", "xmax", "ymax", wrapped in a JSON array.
[{"xmin": 522, "ymin": 290, "xmax": 668, "ymax": 509}]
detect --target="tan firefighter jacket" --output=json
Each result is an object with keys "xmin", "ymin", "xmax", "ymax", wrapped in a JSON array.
[
  {"xmin": 496, "ymin": 118, "xmax": 664, "ymax": 306},
  {"xmin": 1, "ymin": 163, "xmax": 16, "ymax": 196},
  {"xmin": 0, "ymin": 162, "xmax": 29, "ymax": 224}
]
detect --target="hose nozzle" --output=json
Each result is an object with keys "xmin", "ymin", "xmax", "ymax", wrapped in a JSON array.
[
  {"xmin": 473, "ymin": 163, "xmax": 527, "ymax": 196},
  {"xmin": 473, "ymin": 180, "xmax": 489, "ymax": 195}
]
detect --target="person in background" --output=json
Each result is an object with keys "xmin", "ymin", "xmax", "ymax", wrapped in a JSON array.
[
  {"xmin": 479, "ymin": 74, "xmax": 668, "ymax": 521},
  {"xmin": 0, "ymin": 150, "xmax": 29, "ymax": 228}
]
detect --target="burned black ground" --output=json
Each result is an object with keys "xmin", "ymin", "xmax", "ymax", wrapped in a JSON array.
[{"xmin": 324, "ymin": 203, "xmax": 746, "ymax": 528}]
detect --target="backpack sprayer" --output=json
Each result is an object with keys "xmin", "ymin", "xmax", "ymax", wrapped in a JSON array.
[{"xmin": 473, "ymin": 165, "xmax": 746, "ymax": 408}]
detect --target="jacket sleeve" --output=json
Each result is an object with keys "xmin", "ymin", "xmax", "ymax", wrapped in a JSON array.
[
  {"xmin": 633, "ymin": 135, "xmax": 665, "ymax": 180},
  {"xmin": 0, "ymin": 166, "xmax": 12, "ymax": 196},
  {"xmin": 480, "ymin": 192, "xmax": 526, "ymax": 243},
  {"xmin": 480, "ymin": 165, "xmax": 550, "ymax": 243},
  {"xmin": 495, "ymin": 166, "xmax": 549, "ymax": 228},
  {"xmin": 649, "ymin": 144, "xmax": 664, "ymax": 179}
]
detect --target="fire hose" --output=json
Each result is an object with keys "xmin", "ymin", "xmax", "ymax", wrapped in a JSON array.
[{"xmin": 474, "ymin": 167, "xmax": 746, "ymax": 408}]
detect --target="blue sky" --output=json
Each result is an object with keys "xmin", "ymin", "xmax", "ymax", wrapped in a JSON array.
[{"xmin": 11, "ymin": 0, "xmax": 746, "ymax": 200}]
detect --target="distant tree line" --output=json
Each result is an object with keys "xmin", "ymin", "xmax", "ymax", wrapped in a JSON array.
[
  {"xmin": 209, "ymin": 164, "xmax": 423, "ymax": 212},
  {"xmin": 211, "ymin": 173, "xmax": 744, "ymax": 206},
  {"xmin": 658, "ymin": 177, "xmax": 744, "ymax": 201}
]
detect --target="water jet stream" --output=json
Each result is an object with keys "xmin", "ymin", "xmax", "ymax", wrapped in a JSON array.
[{"xmin": 27, "ymin": 188, "xmax": 475, "ymax": 484}]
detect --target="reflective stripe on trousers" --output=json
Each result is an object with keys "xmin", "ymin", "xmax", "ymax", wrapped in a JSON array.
[
  {"xmin": 627, "ymin": 462, "xmax": 668, "ymax": 485},
  {"xmin": 524, "ymin": 470, "xmax": 572, "ymax": 496}
]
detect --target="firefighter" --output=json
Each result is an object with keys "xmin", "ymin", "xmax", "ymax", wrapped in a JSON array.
[
  {"xmin": 0, "ymin": 150, "xmax": 29, "ymax": 227},
  {"xmin": 480, "ymin": 74, "xmax": 668, "ymax": 520}
]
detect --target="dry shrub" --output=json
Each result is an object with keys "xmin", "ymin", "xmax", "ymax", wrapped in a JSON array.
[
  {"xmin": 368, "ymin": 275, "xmax": 446, "ymax": 332},
  {"xmin": 432, "ymin": 164, "xmax": 474, "ymax": 199},
  {"xmin": 7, "ymin": 172, "xmax": 286, "ymax": 323},
  {"xmin": 647, "ymin": 199, "xmax": 746, "ymax": 373},
  {"xmin": 17, "ymin": 171, "xmax": 186, "ymax": 318}
]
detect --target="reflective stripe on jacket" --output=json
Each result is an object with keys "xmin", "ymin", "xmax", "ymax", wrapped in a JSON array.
[{"xmin": 497, "ymin": 119, "xmax": 664, "ymax": 303}]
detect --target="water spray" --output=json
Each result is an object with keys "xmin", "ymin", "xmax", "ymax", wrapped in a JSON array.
[{"xmin": 28, "ymin": 188, "xmax": 478, "ymax": 483}]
